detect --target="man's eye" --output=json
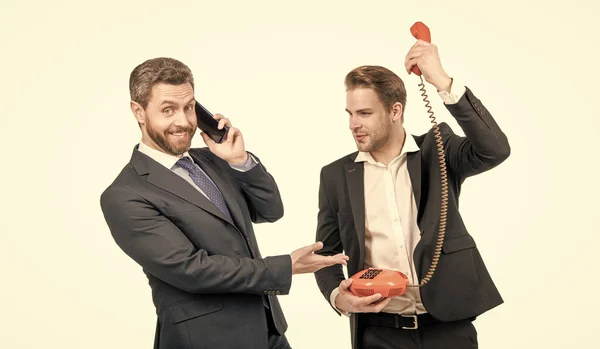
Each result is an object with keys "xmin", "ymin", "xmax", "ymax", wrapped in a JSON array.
[{"xmin": 163, "ymin": 108, "xmax": 173, "ymax": 114}]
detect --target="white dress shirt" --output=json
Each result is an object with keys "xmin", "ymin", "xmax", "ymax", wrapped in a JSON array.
[{"xmin": 330, "ymin": 79, "xmax": 467, "ymax": 316}]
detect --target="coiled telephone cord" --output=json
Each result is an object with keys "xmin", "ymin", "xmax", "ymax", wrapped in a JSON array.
[{"xmin": 407, "ymin": 75, "xmax": 449, "ymax": 287}]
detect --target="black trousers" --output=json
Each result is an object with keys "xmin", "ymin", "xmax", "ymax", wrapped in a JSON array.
[{"xmin": 360, "ymin": 316, "xmax": 477, "ymax": 349}]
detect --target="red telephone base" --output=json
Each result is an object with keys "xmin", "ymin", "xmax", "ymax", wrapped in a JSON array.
[{"xmin": 348, "ymin": 268, "xmax": 409, "ymax": 298}]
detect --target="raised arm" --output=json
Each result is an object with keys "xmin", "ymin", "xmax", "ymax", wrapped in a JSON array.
[
  {"xmin": 442, "ymin": 86, "xmax": 511, "ymax": 178},
  {"xmin": 227, "ymin": 151, "xmax": 284, "ymax": 223}
]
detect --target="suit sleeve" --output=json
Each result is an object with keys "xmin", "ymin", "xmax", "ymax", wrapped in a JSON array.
[
  {"xmin": 229, "ymin": 151, "xmax": 284, "ymax": 223},
  {"xmin": 100, "ymin": 186, "xmax": 292, "ymax": 295},
  {"xmin": 313, "ymin": 167, "xmax": 346, "ymax": 315},
  {"xmin": 442, "ymin": 86, "xmax": 511, "ymax": 179}
]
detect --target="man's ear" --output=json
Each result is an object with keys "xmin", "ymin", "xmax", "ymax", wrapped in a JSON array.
[
  {"xmin": 130, "ymin": 101, "xmax": 145, "ymax": 125},
  {"xmin": 391, "ymin": 102, "xmax": 403, "ymax": 123}
]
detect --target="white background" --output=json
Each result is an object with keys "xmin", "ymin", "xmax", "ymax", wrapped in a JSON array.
[{"xmin": 1, "ymin": 0, "xmax": 598, "ymax": 348}]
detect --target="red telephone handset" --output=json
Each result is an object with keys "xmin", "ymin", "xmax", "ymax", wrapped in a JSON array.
[
  {"xmin": 348, "ymin": 21, "xmax": 449, "ymax": 299},
  {"xmin": 409, "ymin": 21, "xmax": 431, "ymax": 76}
]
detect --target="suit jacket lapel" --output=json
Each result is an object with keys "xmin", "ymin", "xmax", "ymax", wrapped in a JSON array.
[
  {"xmin": 146, "ymin": 164, "xmax": 231, "ymax": 223},
  {"xmin": 189, "ymin": 152, "xmax": 247, "ymax": 234},
  {"xmin": 407, "ymin": 150, "xmax": 423, "ymax": 221},
  {"xmin": 345, "ymin": 160, "xmax": 365, "ymax": 269},
  {"xmin": 131, "ymin": 148, "xmax": 238, "ymax": 228}
]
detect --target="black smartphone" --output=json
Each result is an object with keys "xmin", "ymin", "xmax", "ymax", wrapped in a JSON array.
[{"xmin": 195, "ymin": 101, "xmax": 228, "ymax": 144}]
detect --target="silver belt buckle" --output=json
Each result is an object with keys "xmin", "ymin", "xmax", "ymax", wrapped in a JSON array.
[{"xmin": 401, "ymin": 315, "xmax": 418, "ymax": 330}]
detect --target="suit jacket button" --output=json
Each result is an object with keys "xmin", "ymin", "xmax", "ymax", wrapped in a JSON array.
[{"xmin": 472, "ymin": 101, "xmax": 485, "ymax": 117}]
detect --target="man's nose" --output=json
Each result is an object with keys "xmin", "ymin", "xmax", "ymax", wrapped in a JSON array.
[
  {"xmin": 173, "ymin": 109, "xmax": 191, "ymax": 126},
  {"xmin": 349, "ymin": 117, "xmax": 361, "ymax": 131}
]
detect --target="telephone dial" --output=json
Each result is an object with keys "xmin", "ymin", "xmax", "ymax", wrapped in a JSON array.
[{"xmin": 349, "ymin": 21, "xmax": 449, "ymax": 298}]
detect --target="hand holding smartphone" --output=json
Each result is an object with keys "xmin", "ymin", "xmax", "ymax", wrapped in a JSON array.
[{"xmin": 195, "ymin": 101, "xmax": 229, "ymax": 144}]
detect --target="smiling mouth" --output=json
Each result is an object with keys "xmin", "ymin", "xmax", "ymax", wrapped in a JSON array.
[{"xmin": 170, "ymin": 131, "xmax": 189, "ymax": 138}]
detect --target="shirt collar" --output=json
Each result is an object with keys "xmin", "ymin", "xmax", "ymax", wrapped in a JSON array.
[
  {"xmin": 137, "ymin": 140, "xmax": 191, "ymax": 170},
  {"xmin": 355, "ymin": 128, "xmax": 420, "ymax": 165}
]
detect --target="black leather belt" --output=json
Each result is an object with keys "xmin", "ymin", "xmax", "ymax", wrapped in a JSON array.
[{"xmin": 361, "ymin": 312, "xmax": 438, "ymax": 330}]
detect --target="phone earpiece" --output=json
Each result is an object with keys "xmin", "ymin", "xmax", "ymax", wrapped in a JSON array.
[{"xmin": 409, "ymin": 21, "xmax": 431, "ymax": 76}]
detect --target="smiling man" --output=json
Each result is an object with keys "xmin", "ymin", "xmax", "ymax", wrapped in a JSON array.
[
  {"xmin": 313, "ymin": 41, "xmax": 511, "ymax": 349},
  {"xmin": 100, "ymin": 57, "xmax": 348, "ymax": 349}
]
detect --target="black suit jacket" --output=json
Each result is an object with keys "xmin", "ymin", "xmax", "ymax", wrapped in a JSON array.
[
  {"xmin": 100, "ymin": 147, "xmax": 291, "ymax": 349},
  {"xmin": 314, "ymin": 87, "xmax": 511, "ymax": 349}
]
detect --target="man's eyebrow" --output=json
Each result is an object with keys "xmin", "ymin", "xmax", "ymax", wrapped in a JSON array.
[
  {"xmin": 345, "ymin": 108, "xmax": 372, "ymax": 113},
  {"xmin": 160, "ymin": 100, "xmax": 177, "ymax": 106},
  {"xmin": 160, "ymin": 98, "xmax": 196, "ymax": 106}
]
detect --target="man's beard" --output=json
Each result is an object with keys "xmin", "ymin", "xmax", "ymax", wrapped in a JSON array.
[
  {"xmin": 356, "ymin": 122, "xmax": 392, "ymax": 153},
  {"xmin": 147, "ymin": 120, "xmax": 194, "ymax": 156}
]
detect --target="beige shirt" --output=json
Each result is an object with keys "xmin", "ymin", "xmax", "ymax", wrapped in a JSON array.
[{"xmin": 330, "ymin": 80, "xmax": 466, "ymax": 316}]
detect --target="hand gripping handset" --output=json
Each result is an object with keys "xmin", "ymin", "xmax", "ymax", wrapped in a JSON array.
[
  {"xmin": 349, "ymin": 21, "xmax": 449, "ymax": 298},
  {"xmin": 409, "ymin": 21, "xmax": 431, "ymax": 76}
]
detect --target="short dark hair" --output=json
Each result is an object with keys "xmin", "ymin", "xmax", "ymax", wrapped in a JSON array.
[
  {"xmin": 129, "ymin": 57, "xmax": 194, "ymax": 109},
  {"xmin": 345, "ymin": 65, "xmax": 407, "ymax": 113}
]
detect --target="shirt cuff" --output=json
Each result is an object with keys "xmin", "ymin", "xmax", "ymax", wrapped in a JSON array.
[
  {"xmin": 330, "ymin": 287, "xmax": 351, "ymax": 317},
  {"xmin": 437, "ymin": 78, "xmax": 466, "ymax": 105},
  {"xmin": 229, "ymin": 153, "xmax": 258, "ymax": 172}
]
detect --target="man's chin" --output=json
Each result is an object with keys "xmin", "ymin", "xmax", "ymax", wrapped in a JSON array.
[
  {"xmin": 173, "ymin": 145, "xmax": 191, "ymax": 155},
  {"xmin": 355, "ymin": 143, "xmax": 371, "ymax": 153},
  {"xmin": 166, "ymin": 140, "xmax": 192, "ymax": 156}
]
